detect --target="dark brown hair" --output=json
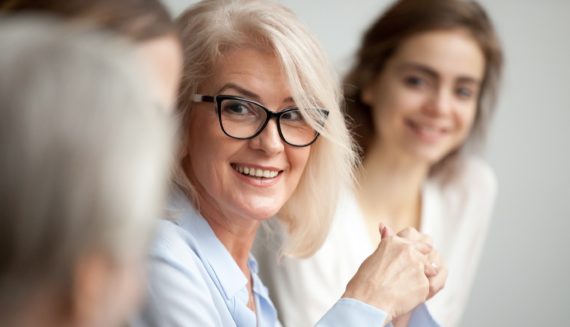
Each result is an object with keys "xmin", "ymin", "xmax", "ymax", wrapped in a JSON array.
[
  {"xmin": 345, "ymin": 0, "xmax": 503, "ymax": 171},
  {"xmin": 1, "ymin": 0, "xmax": 176, "ymax": 42}
]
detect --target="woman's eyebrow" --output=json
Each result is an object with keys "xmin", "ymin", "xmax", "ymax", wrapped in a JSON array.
[
  {"xmin": 216, "ymin": 82, "xmax": 294, "ymax": 104},
  {"xmin": 397, "ymin": 62, "xmax": 439, "ymax": 80},
  {"xmin": 397, "ymin": 62, "xmax": 481, "ymax": 85},
  {"xmin": 217, "ymin": 83, "xmax": 261, "ymax": 100}
]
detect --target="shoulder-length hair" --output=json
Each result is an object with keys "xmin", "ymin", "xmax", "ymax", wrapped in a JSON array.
[
  {"xmin": 345, "ymin": 0, "xmax": 503, "ymax": 175},
  {"xmin": 175, "ymin": 0, "xmax": 357, "ymax": 257}
]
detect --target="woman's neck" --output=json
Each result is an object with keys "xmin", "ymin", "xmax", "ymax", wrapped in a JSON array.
[
  {"xmin": 208, "ymin": 216, "xmax": 258, "ymax": 273},
  {"xmin": 198, "ymin": 201, "xmax": 259, "ymax": 313},
  {"xmin": 356, "ymin": 142, "xmax": 430, "ymax": 238},
  {"xmin": 196, "ymin": 193, "xmax": 260, "ymax": 276}
]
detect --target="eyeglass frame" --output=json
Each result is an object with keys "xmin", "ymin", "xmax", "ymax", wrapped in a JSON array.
[{"xmin": 191, "ymin": 94, "xmax": 329, "ymax": 147}]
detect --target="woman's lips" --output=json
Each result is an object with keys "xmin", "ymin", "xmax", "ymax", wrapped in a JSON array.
[
  {"xmin": 406, "ymin": 119, "xmax": 448, "ymax": 143},
  {"xmin": 230, "ymin": 163, "xmax": 283, "ymax": 187}
]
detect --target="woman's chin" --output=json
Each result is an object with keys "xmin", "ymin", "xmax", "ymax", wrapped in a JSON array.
[
  {"xmin": 405, "ymin": 145, "xmax": 450, "ymax": 167},
  {"xmin": 235, "ymin": 196, "xmax": 284, "ymax": 221},
  {"xmin": 239, "ymin": 199, "xmax": 283, "ymax": 221},
  {"xmin": 246, "ymin": 207, "xmax": 280, "ymax": 221}
]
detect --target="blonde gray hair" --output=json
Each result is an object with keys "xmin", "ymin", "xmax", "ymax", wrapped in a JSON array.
[
  {"xmin": 175, "ymin": 0, "xmax": 357, "ymax": 257},
  {"xmin": 0, "ymin": 17, "xmax": 174, "ymax": 318}
]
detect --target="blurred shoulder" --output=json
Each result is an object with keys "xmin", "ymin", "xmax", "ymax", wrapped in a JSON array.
[
  {"xmin": 149, "ymin": 219, "xmax": 206, "ymax": 276},
  {"xmin": 434, "ymin": 155, "xmax": 497, "ymax": 198},
  {"xmin": 428, "ymin": 156, "xmax": 498, "ymax": 224}
]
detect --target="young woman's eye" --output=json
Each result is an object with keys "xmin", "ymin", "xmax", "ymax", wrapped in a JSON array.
[
  {"xmin": 404, "ymin": 75, "xmax": 427, "ymax": 88},
  {"xmin": 456, "ymin": 87, "xmax": 475, "ymax": 100}
]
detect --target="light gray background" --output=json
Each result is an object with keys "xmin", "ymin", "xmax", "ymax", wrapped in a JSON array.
[{"xmin": 164, "ymin": 1, "xmax": 570, "ymax": 325}]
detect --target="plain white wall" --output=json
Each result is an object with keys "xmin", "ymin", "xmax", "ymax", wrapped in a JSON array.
[{"xmin": 163, "ymin": 1, "xmax": 570, "ymax": 325}]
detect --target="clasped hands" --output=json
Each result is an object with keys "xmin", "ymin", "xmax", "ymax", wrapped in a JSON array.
[{"xmin": 343, "ymin": 224, "xmax": 448, "ymax": 324}]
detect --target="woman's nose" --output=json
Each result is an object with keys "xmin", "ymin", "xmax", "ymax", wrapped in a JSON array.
[
  {"xmin": 249, "ymin": 119, "xmax": 284, "ymax": 155},
  {"xmin": 423, "ymin": 89, "xmax": 453, "ymax": 116}
]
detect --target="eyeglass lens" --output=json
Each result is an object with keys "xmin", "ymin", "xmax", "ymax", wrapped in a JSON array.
[{"xmin": 219, "ymin": 98, "xmax": 318, "ymax": 146}]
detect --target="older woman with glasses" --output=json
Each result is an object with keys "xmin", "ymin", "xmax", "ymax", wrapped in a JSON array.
[{"xmin": 133, "ymin": 0, "xmax": 446, "ymax": 326}]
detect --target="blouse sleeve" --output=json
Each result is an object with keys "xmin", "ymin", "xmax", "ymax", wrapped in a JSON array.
[
  {"xmin": 317, "ymin": 300, "xmax": 440, "ymax": 327},
  {"xmin": 315, "ymin": 298, "xmax": 388, "ymax": 326}
]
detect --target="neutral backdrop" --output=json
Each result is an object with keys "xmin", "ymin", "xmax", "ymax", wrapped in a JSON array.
[{"xmin": 163, "ymin": 1, "xmax": 570, "ymax": 325}]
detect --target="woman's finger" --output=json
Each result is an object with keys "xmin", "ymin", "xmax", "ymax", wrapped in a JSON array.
[
  {"xmin": 379, "ymin": 223, "xmax": 395, "ymax": 239},
  {"xmin": 427, "ymin": 263, "xmax": 448, "ymax": 299},
  {"xmin": 398, "ymin": 227, "xmax": 433, "ymax": 246},
  {"xmin": 425, "ymin": 251, "xmax": 447, "ymax": 299}
]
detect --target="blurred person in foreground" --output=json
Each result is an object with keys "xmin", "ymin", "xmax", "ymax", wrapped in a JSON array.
[
  {"xmin": 133, "ymin": 0, "xmax": 446, "ymax": 326},
  {"xmin": 0, "ymin": 17, "xmax": 174, "ymax": 327},
  {"xmin": 1, "ymin": 0, "xmax": 182, "ymax": 111},
  {"xmin": 254, "ymin": 0, "xmax": 503, "ymax": 326}
]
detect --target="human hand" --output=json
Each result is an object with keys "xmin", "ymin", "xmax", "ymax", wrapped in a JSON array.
[
  {"xmin": 397, "ymin": 227, "xmax": 448, "ymax": 300},
  {"xmin": 342, "ymin": 224, "xmax": 431, "ymax": 322}
]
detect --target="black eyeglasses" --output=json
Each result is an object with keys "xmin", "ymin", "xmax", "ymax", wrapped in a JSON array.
[{"xmin": 192, "ymin": 94, "xmax": 329, "ymax": 147}]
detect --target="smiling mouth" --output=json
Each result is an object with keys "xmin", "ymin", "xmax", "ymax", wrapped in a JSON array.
[
  {"xmin": 231, "ymin": 163, "xmax": 282, "ymax": 179},
  {"xmin": 406, "ymin": 119, "xmax": 449, "ymax": 139}
]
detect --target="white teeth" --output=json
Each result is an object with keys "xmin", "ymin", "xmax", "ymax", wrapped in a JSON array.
[
  {"xmin": 419, "ymin": 126, "xmax": 439, "ymax": 135},
  {"xmin": 233, "ymin": 164, "xmax": 279, "ymax": 178},
  {"xmin": 412, "ymin": 122, "xmax": 444, "ymax": 135}
]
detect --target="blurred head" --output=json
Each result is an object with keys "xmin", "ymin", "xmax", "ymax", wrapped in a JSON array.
[
  {"xmin": 175, "ymin": 0, "xmax": 357, "ymax": 257},
  {"xmin": 0, "ymin": 18, "xmax": 174, "ymax": 327},
  {"xmin": 345, "ymin": 0, "xmax": 503, "ymax": 172},
  {"xmin": 2, "ymin": 0, "xmax": 183, "ymax": 110}
]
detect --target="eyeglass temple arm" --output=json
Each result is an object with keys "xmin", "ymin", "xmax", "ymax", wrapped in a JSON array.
[{"xmin": 191, "ymin": 94, "xmax": 215, "ymax": 103}]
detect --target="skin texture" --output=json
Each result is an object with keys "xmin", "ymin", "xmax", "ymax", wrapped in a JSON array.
[
  {"xmin": 182, "ymin": 47, "xmax": 311, "ymax": 310},
  {"xmin": 137, "ymin": 34, "xmax": 183, "ymax": 111}
]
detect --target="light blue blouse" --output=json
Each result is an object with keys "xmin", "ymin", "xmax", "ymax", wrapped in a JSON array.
[{"xmin": 132, "ymin": 189, "xmax": 436, "ymax": 326}]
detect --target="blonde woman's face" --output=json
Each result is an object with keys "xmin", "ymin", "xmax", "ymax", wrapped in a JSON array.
[
  {"xmin": 363, "ymin": 29, "xmax": 485, "ymax": 164},
  {"xmin": 184, "ymin": 47, "xmax": 311, "ymax": 223}
]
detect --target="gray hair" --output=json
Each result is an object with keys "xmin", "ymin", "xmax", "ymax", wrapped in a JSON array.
[
  {"xmin": 175, "ymin": 0, "xmax": 358, "ymax": 257},
  {"xmin": 0, "ymin": 17, "xmax": 174, "ymax": 318}
]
